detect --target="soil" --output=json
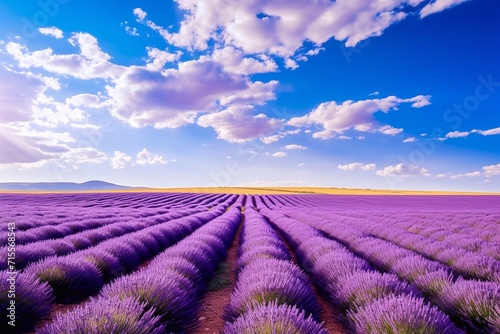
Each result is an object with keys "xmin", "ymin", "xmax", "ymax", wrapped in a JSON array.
[
  {"xmin": 274, "ymin": 223, "xmax": 347, "ymax": 334},
  {"xmin": 191, "ymin": 216, "xmax": 243, "ymax": 334}
]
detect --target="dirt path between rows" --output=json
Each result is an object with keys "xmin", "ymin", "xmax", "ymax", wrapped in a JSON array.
[
  {"xmin": 191, "ymin": 216, "xmax": 243, "ymax": 334},
  {"xmin": 271, "ymin": 223, "xmax": 347, "ymax": 334}
]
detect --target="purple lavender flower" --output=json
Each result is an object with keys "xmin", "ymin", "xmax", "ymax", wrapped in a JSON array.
[
  {"xmin": 100, "ymin": 267, "xmax": 200, "ymax": 332},
  {"xmin": 25, "ymin": 257, "xmax": 104, "ymax": 304},
  {"xmin": 0, "ymin": 272, "xmax": 54, "ymax": 332},
  {"xmin": 225, "ymin": 259, "xmax": 321, "ymax": 323},
  {"xmin": 334, "ymin": 271, "xmax": 421, "ymax": 311},
  {"xmin": 348, "ymin": 294, "xmax": 464, "ymax": 334},
  {"xmin": 440, "ymin": 279, "xmax": 500, "ymax": 331},
  {"xmin": 79, "ymin": 249, "xmax": 125, "ymax": 282},
  {"xmin": 223, "ymin": 302, "xmax": 328, "ymax": 334},
  {"xmin": 38, "ymin": 297, "xmax": 164, "ymax": 334}
]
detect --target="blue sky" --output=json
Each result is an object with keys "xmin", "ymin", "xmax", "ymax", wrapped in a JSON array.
[{"xmin": 0, "ymin": 0, "xmax": 499, "ymax": 191}]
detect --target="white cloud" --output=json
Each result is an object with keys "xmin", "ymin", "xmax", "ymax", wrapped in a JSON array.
[
  {"xmin": 65, "ymin": 94, "xmax": 101, "ymax": 108},
  {"xmin": 288, "ymin": 95, "xmax": 431, "ymax": 139},
  {"xmin": 261, "ymin": 135, "xmax": 281, "ymax": 144},
  {"xmin": 211, "ymin": 46, "xmax": 277, "ymax": 75},
  {"xmin": 450, "ymin": 171, "xmax": 482, "ymax": 179},
  {"xmin": 369, "ymin": 91, "xmax": 380, "ymax": 96},
  {"xmin": 445, "ymin": 130, "xmax": 470, "ymax": 138},
  {"xmin": 197, "ymin": 105, "xmax": 283, "ymax": 143},
  {"xmin": 435, "ymin": 173, "xmax": 447, "ymax": 178},
  {"xmin": 142, "ymin": 0, "xmax": 440, "ymax": 58},
  {"xmin": 298, "ymin": 162, "xmax": 305, "ymax": 167},
  {"xmin": 109, "ymin": 62, "xmax": 267, "ymax": 129},
  {"xmin": 0, "ymin": 65, "xmax": 47, "ymax": 122},
  {"xmin": 136, "ymin": 148, "xmax": 167, "ymax": 165},
  {"xmin": 145, "ymin": 47, "xmax": 182, "ymax": 71},
  {"xmin": 126, "ymin": 26, "xmax": 139, "ymax": 36},
  {"xmin": 271, "ymin": 151, "xmax": 287, "ymax": 158},
  {"xmin": 403, "ymin": 137, "xmax": 416, "ymax": 143},
  {"xmin": 483, "ymin": 164, "xmax": 500, "ymax": 178},
  {"xmin": 133, "ymin": 8, "xmax": 147, "ymax": 21},
  {"xmin": 284, "ymin": 144, "xmax": 307, "ymax": 150},
  {"xmin": 111, "ymin": 151, "xmax": 132, "ymax": 169},
  {"xmin": 376, "ymin": 163, "xmax": 430, "ymax": 177},
  {"xmin": 338, "ymin": 162, "xmax": 376, "ymax": 171},
  {"xmin": 379, "ymin": 125, "xmax": 403, "ymax": 135},
  {"xmin": 6, "ymin": 34, "xmax": 125, "ymax": 80},
  {"xmin": 472, "ymin": 127, "xmax": 500, "ymax": 136},
  {"xmin": 38, "ymin": 27, "xmax": 64, "ymax": 39},
  {"xmin": 284, "ymin": 58, "xmax": 299, "ymax": 70},
  {"xmin": 420, "ymin": 0, "xmax": 469, "ymax": 18}
]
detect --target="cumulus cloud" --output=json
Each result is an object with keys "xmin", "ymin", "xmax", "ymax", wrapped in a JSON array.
[
  {"xmin": 6, "ymin": 33, "xmax": 124, "ymax": 80},
  {"xmin": 107, "ymin": 58, "xmax": 277, "ymax": 129},
  {"xmin": 210, "ymin": 46, "xmax": 278, "ymax": 75},
  {"xmin": 65, "ymin": 94, "xmax": 101, "ymax": 108},
  {"xmin": 284, "ymin": 144, "xmax": 307, "ymax": 150},
  {"xmin": 483, "ymin": 164, "xmax": 500, "ymax": 178},
  {"xmin": 271, "ymin": 152, "xmax": 287, "ymax": 158},
  {"xmin": 403, "ymin": 137, "xmax": 416, "ymax": 143},
  {"xmin": 141, "ymin": 0, "xmax": 456, "ymax": 60},
  {"xmin": 0, "ymin": 65, "xmax": 46, "ymax": 122},
  {"xmin": 288, "ymin": 95, "xmax": 431, "ymax": 139},
  {"xmin": 197, "ymin": 105, "xmax": 283, "ymax": 143},
  {"xmin": 261, "ymin": 135, "xmax": 281, "ymax": 144},
  {"xmin": 376, "ymin": 163, "xmax": 430, "ymax": 177},
  {"xmin": 445, "ymin": 130, "xmax": 470, "ymax": 138},
  {"xmin": 38, "ymin": 27, "xmax": 64, "ymax": 39},
  {"xmin": 450, "ymin": 171, "xmax": 482, "ymax": 179},
  {"xmin": 133, "ymin": 8, "xmax": 147, "ymax": 21},
  {"xmin": 338, "ymin": 163, "xmax": 376, "ymax": 171},
  {"xmin": 472, "ymin": 127, "xmax": 500, "ymax": 136},
  {"xmin": 420, "ymin": 0, "xmax": 469, "ymax": 18},
  {"xmin": 441, "ymin": 126, "xmax": 500, "ymax": 140},
  {"xmin": 136, "ymin": 148, "xmax": 167, "ymax": 165},
  {"xmin": 284, "ymin": 58, "xmax": 299, "ymax": 70},
  {"xmin": 111, "ymin": 151, "xmax": 132, "ymax": 169},
  {"xmin": 379, "ymin": 125, "xmax": 403, "ymax": 135},
  {"xmin": 441, "ymin": 164, "xmax": 500, "ymax": 179}
]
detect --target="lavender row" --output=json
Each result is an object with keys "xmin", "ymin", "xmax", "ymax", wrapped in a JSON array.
[
  {"xmin": 311, "ymin": 209, "xmax": 500, "ymax": 260},
  {"xmin": 38, "ymin": 198, "xmax": 244, "ymax": 333},
  {"xmin": 23, "ymin": 198, "xmax": 237, "ymax": 304},
  {"xmin": 0, "ymin": 208, "xmax": 208, "ymax": 271},
  {"xmin": 257, "ymin": 205, "xmax": 464, "ymax": 334},
  {"xmin": 283, "ymin": 209, "xmax": 499, "ymax": 333},
  {"xmin": 309, "ymin": 209, "xmax": 500, "ymax": 282},
  {"xmin": 0, "ymin": 192, "xmax": 229, "ymax": 233},
  {"xmin": 223, "ymin": 206, "xmax": 326, "ymax": 333}
]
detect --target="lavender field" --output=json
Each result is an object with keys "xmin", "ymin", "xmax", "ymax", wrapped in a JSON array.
[{"xmin": 1, "ymin": 193, "xmax": 499, "ymax": 334}]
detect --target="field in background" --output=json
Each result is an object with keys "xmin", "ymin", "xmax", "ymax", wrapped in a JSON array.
[{"xmin": 1, "ymin": 186, "xmax": 498, "ymax": 195}]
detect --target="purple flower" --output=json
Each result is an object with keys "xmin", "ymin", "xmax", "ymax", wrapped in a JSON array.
[
  {"xmin": 348, "ymin": 294, "xmax": 464, "ymax": 334},
  {"xmin": 225, "ymin": 259, "xmax": 321, "ymax": 323},
  {"xmin": 25, "ymin": 257, "xmax": 104, "ymax": 304},
  {"xmin": 38, "ymin": 297, "xmax": 164, "ymax": 334},
  {"xmin": 99, "ymin": 271, "xmax": 199, "ymax": 332},
  {"xmin": 334, "ymin": 271, "xmax": 421, "ymax": 311},
  {"xmin": 0, "ymin": 272, "xmax": 54, "ymax": 332},
  {"xmin": 440, "ymin": 279, "xmax": 500, "ymax": 331},
  {"xmin": 223, "ymin": 302, "xmax": 328, "ymax": 334}
]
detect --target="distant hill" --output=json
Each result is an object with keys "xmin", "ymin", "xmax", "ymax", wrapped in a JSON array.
[{"xmin": 0, "ymin": 180, "xmax": 132, "ymax": 191}]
